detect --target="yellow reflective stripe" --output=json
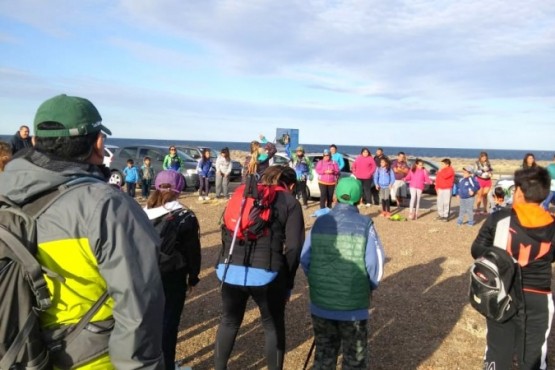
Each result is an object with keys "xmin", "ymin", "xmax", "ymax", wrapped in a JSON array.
[{"xmin": 37, "ymin": 237, "xmax": 113, "ymax": 327}]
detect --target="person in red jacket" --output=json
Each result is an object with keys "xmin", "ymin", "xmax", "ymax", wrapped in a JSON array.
[
  {"xmin": 435, "ymin": 158, "xmax": 455, "ymax": 221},
  {"xmin": 351, "ymin": 147, "xmax": 377, "ymax": 207}
]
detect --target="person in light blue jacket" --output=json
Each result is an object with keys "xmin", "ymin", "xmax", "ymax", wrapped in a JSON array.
[
  {"xmin": 301, "ymin": 177, "xmax": 385, "ymax": 370},
  {"xmin": 122, "ymin": 159, "xmax": 139, "ymax": 197},
  {"xmin": 373, "ymin": 157, "xmax": 396, "ymax": 217},
  {"xmin": 329, "ymin": 144, "xmax": 345, "ymax": 171}
]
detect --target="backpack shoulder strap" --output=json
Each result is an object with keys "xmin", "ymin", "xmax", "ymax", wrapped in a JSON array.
[{"xmin": 493, "ymin": 216, "xmax": 511, "ymax": 251}]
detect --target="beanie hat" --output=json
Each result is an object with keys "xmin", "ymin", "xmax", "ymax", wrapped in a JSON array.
[
  {"xmin": 335, "ymin": 177, "xmax": 362, "ymax": 205},
  {"xmin": 34, "ymin": 94, "xmax": 112, "ymax": 138},
  {"xmin": 155, "ymin": 170, "xmax": 185, "ymax": 193}
]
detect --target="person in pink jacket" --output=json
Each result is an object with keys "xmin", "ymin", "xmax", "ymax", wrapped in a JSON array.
[
  {"xmin": 316, "ymin": 149, "xmax": 340, "ymax": 209},
  {"xmin": 351, "ymin": 147, "xmax": 377, "ymax": 207},
  {"xmin": 404, "ymin": 159, "xmax": 432, "ymax": 220}
]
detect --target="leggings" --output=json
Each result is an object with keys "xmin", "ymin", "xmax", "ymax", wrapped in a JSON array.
[
  {"xmin": 215, "ymin": 277, "xmax": 288, "ymax": 370},
  {"xmin": 409, "ymin": 188, "xmax": 423, "ymax": 215},
  {"xmin": 358, "ymin": 178, "xmax": 372, "ymax": 205},
  {"xmin": 319, "ymin": 183, "xmax": 335, "ymax": 209},
  {"xmin": 161, "ymin": 268, "xmax": 188, "ymax": 370},
  {"xmin": 295, "ymin": 180, "xmax": 308, "ymax": 206}
]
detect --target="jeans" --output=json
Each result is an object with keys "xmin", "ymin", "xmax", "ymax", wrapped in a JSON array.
[
  {"xmin": 215, "ymin": 174, "xmax": 230, "ymax": 198},
  {"xmin": 199, "ymin": 176, "xmax": 210, "ymax": 197},
  {"xmin": 125, "ymin": 181, "xmax": 136, "ymax": 197},
  {"xmin": 295, "ymin": 180, "xmax": 308, "ymax": 206},
  {"xmin": 542, "ymin": 191, "xmax": 554, "ymax": 211},
  {"xmin": 215, "ymin": 276, "xmax": 287, "ymax": 370},
  {"xmin": 458, "ymin": 197, "xmax": 474, "ymax": 225},
  {"xmin": 141, "ymin": 179, "xmax": 152, "ymax": 198}
]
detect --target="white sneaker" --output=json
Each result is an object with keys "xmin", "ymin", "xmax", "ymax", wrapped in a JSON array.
[
  {"xmin": 203, "ymin": 196, "xmax": 209, "ymax": 201},
  {"xmin": 198, "ymin": 196, "xmax": 204, "ymax": 201},
  {"xmin": 365, "ymin": 203, "xmax": 371, "ymax": 208}
]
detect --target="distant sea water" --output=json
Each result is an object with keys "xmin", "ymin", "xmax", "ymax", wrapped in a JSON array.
[{"xmin": 1, "ymin": 135, "xmax": 553, "ymax": 161}]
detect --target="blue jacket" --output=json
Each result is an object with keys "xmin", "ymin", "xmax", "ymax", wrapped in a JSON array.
[
  {"xmin": 197, "ymin": 158, "xmax": 213, "ymax": 177},
  {"xmin": 123, "ymin": 166, "xmax": 139, "ymax": 183},
  {"xmin": 301, "ymin": 203, "xmax": 385, "ymax": 321},
  {"xmin": 373, "ymin": 167, "xmax": 395, "ymax": 188},
  {"xmin": 458, "ymin": 176, "xmax": 480, "ymax": 199},
  {"xmin": 331, "ymin": 153, "xmax": 345, "ymax": 171}
]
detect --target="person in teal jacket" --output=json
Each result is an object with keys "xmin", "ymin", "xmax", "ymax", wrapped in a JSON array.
[
  {"xmin": 301, "ymin": 177, "xmax": 385, "ymax": 369},
  {"xmin": 329, "ymin": 144, "xmax": 345, "ymax": 171}
]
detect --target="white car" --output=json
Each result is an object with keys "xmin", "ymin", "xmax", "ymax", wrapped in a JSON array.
[
  {"xmin": 272, "ymin": 152, "xmax": 355, "ymax": 199},
  {"xmin": 103, "ymin": 145, "xmax": 118, "ymax": 167}
]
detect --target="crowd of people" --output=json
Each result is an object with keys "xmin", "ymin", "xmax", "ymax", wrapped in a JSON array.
[{"xmin": 1, "ymin": 94, "xmax": 555, "ymax": 370}]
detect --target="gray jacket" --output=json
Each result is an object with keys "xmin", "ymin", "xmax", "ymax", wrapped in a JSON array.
[{"xmin": 0, "ymin": 150, "xmax": 165, "ymax": 369}]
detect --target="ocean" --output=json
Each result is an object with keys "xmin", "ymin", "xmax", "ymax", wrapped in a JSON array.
[{"xmin": 1, "ymin": 135, "xmax": 552, "ymax": 161}]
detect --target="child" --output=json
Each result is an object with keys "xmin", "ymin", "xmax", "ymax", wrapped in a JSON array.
[
  {"xmin": 435, "ymin": 158, "xmax": 455, "ymax": 221},
  {"xmin": 122, "ymin": 159, "xmax": 139, "ymax": 198},
  {"xmin": 139, "ymin": 156, "xmax": 155, "ymax": 199},
  {"xmin": 457, "ymin": 166, "xmax": 481, "ymax": 226},
  {"xmin": 0, "ymin": 141, "xmax": 12, "ymax": 172},
  {"xmin": 373, "ymin": 157, "xmax": 395, "ymax": 217},
  {"xmin": 489, "ymin": 187, "xmax": 506, "ymax": 214},
  {"xmin": 471, "ymin": 166, "xmax": 555, "ymax": 369},
  {"xmin": 197, "ymin": 148, "xmax": 213, "ymax": 201},
  {"xmin": 404, "ymin": 159, "xmax": 432, "ymax": 220},
  {"xmin": 215, "ymin": 147, "xmax": 232, "ymax": 199}
]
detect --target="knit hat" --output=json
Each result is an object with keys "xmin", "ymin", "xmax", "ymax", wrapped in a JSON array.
[
  {"xmin": 335, "ymin": 177, "xmax": 362, "ymax": 205},
  {"xmin": 323, "ymin": 149, "xmax": 330, "ymax": 155},
  {"xmin": 155, "ymin": 170, "xmax": 185, "ymax": 193},
  {"xmin": 34, "ymin": 94, "xmax": 112, "ymax": 138}
]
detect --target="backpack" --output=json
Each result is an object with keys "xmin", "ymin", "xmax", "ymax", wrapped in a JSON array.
[
  {"xmin": 469, "ymin": 216, "xmax": 523, "ymax": 323},
  {"xmin": 222, "ymin": 182, "xmax": 283, "ymax": 241},
  {"xmin": 0, "ymin": 179, "xmax": 109, "ymax": 370},
  {"xmin": 152, "ymin": 207, "xmax": 200, "ymax": 273}
]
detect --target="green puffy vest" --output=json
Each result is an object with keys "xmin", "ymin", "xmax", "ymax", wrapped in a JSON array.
[{"xmin": 308, "ymin": 206, "xmax": 371, "ymax": 311}]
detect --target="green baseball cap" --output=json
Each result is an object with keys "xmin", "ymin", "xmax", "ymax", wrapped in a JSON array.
[
  {"xmin": 34, "ymin": 94, "xmax": 112, "ymax": 138},
  {"xmin": 335, "ymin": 177, "xmax": 362, "ymax": 205}
]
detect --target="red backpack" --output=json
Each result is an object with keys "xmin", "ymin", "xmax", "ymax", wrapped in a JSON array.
[{"xmin": 223, "ymin": 183, "xmax": 284, "ymax": 241}]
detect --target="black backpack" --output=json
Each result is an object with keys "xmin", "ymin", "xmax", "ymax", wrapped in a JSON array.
[
  {"xmin": 0, "ymin": 179, "xmax": 109, "ymax": 370},
  {"xmin": 152, "ymin": 207, "xmax": 200, "ymax": 273},
  {"xmin": 469, "ymin": 216, "xmax": 523, "ymax": 323}
]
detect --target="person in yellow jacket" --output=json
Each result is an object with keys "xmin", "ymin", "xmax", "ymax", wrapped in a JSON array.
[{"xmin": 0, "ymin": 94, "xmax": 165, "ymax": 369}]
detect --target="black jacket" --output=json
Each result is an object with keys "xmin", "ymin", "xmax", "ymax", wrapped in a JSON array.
[
  {"xmin": 10, "ymin": 131, "xmax": 33, "ymax": 154},
  {"xmin": 472, "ymin": 207, "xmax": 555, "ymax": 291}
]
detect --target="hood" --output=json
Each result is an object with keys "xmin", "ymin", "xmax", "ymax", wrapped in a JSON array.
[
  {"xmin": 512, "ymin": 203, "xmax": 555, "ymax": 240},
  {"xmin": 0, "ymin": 149, "xmax": 109, "ymax": 204},
  {"xmin": 143, "ymin": 201, "xmax": 183, "ymax": 220}
]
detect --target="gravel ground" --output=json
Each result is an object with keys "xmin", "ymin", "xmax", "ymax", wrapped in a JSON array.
[{"xmin": 157, "ymin": 188, "xmax": 555, "ymax": 370}]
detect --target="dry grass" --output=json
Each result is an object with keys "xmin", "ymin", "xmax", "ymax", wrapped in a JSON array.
[{"xmin": 147, "ymin": 153, "xmax": 554, "ymax": 369}]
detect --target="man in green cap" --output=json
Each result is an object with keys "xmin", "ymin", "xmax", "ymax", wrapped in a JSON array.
[
  {"xmin": 300, "ymin": 177, "xmax": 385, "ymax": 369},
  {"xmin": 0, "ymin": 94, "xmax": 165, "ymax": 369}
]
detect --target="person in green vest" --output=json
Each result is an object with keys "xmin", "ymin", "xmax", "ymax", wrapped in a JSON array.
[{"xmin": 300, "ymin": 177, "xmax": 385, "ymax": 369}]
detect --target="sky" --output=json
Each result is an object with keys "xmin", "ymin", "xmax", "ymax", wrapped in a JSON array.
[{"xmin": 0, "ymin": 0, "xmax": 554, "ymax": 150}]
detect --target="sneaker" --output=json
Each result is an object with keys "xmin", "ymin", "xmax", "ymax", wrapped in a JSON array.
[
  {"xmin": 384, "ymin": 212, "xmax": 391, "ymax": 218},
  {"xmin": 457, "ymin": 220, "xmax": 463, "ymax": 226},
  {"xmin": 365, "ymin": 203, "xmax": 371, "ymax": 208},
  {"xmin": 303, "ymin": 205, "xmax": 309, "ymax": 210},
  {"xmin": 467, "ymin": 222, "xmax": 474, "ymax": 227},
  {"xmin": 198, "ymin": 196, "xmax": 204, "ymax": 201},
  {"xmin": 441, "ymin": 217, "xmax": 449, "ymax": 222},
  {"xmin": 408, "ymin": 212, "xmax": 414, "ymax": 220}
]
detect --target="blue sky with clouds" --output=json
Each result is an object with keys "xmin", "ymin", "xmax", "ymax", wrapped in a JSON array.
[{"xmin": 0, "ymin": 0, "xmax": 554, "ymax": 149}]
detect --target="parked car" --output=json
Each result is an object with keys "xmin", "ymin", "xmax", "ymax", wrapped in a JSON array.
[
  {"xmin": 176, "ymin": 145, "xmax": 243, "ymax": 182},
  {"xmin": 103, "ymin": 144, "xmax": 118, "ymax": 167},
  {"xmin": 272, "ymin": 152, "xmax": 355, "ymax": 199},
  {"xmin": 108, "ymin": 145, "xmax": 199, "ymax": 189}
]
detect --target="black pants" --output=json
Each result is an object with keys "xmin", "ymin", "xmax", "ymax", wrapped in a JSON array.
[
  {"xmin": 359, "ymin": 178, "xmax": 372, "ymax": 205},
  {"xmin": 295, "ymin": 180, "xmax": 308, "ymax": 206},
  {"xmin": 319, "ymin": 183, "xmax": 335, "ymax": 209},
  {"xmin": 215, "ymin": 276, "xmax": 287, "ymax": 370},
  {"xmin": 125, "ymin": 181, "xmax": 136, "ymax": 197},
  {"xmin": 161, "ymin": 268, "xmax": 188, "ymax": 370},
  {"xmin": 370, "ymin": 183, "xmax": 380, "ymax": 205},
  {"xmin": 485, "ymin": 291, "xmax": 554, "ymax": 370}
]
